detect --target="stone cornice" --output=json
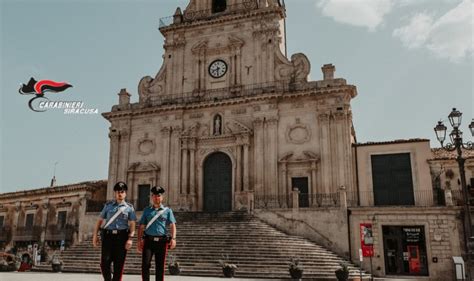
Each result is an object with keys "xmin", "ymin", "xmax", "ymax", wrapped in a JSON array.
[
  {"xmin": 0, "ymin": 180, "xmax": 107, "ymax": 200},
  {"xmin": 160, "ymin": 7, "xmax": 285, "ymax": 34},
  {"xmin": 349, "ymin": 206, "xmax": 462, "ymax": 215},
  {"xmin": 102, "ymin": 84, "xmax": 357, "ymax": 121}
]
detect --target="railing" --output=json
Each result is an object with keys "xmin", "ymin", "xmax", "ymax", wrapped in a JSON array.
[
  {"xmin": 354, "ymin": 189, "xmax": 440, "ymax": 207},
  {"xmin": 159, "ymin": 2, "xmax": 260, "ymax": 28},
  {"xmin": 45, "ymin": 224, "xmax": 77, "ymax": 241},
  {"xmin": 254, "ymin": 195, "xmax": 291, "ymax": 209},
  {"xmin": 135, "ymin": 81, "xmax": 313, "ymax": 109},
  {"xmin": 451, "ymin": 189, "xmax": 464, "ymax": 206},
  {"xmin": 0, "ymin": 226, "xmax": 12, "ymax": 242},
  {"xmin": 299, "ymin": 193, "xmax": 340, "ymax": 208},
  {"xmin": 13, "ymin": 226, "xmax": 42, "ymax": 241}
]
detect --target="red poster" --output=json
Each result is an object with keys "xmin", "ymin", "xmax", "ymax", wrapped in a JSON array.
[{"xmin": 360, "ymin": 223, "xmax": 374, "ymax": 257}]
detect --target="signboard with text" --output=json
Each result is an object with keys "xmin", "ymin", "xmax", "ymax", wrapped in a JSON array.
[{"xmin": 360, "ymin": 223, "xmax": 374, "ymax": 257}]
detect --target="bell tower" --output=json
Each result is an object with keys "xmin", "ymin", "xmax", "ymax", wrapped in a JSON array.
[{"xmin": 138, "ymin": 0, "xmax": 310, "ymax": 103}]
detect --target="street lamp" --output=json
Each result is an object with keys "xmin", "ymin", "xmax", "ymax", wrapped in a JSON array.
[{"xmin": 434, "ymin": 108, "xmax": 474, "ymax": 266}]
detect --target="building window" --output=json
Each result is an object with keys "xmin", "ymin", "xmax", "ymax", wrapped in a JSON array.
[
  {"xmin": 138, "ymin": 184, "xmax": 151, "ymax": 211},
  {"xmin": 382, "ymin": 225, "xmax": 429, "ymax": 276},
  {"xmin": 212, "ymin": 0, "xmax": 227, "ymax": 13},
  {"xmin": 57, "ymin": 211, "xmax": 67, "ymax": 229},
  {"xmin": 371, "ymin": 153, "xmax": 414, "ymax": 206},
  {"xmin": 25, "ymin": 213, "xmax": 34, "ymax": 229}
]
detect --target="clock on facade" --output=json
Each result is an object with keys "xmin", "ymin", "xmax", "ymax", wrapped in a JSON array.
[{"xmin": 209, "ymin": 60, "xmax": 227, "ymax": 78}]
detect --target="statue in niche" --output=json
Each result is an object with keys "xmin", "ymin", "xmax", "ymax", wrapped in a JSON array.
[{"xmin": 213, "ymin": 115, "xmax": 222, "ymax": 136}]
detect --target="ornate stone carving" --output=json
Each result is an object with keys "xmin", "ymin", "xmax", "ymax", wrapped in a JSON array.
[
  {"xmin": 278, "ymin": 151, "xmax": 320, "ymax": 163},
  {"xmin": 138, "ymin": 65, "xmax": 167, "ymax": 101},
  {"xmin": 286, "ymin": 123, "xmax": 311, "ymax": 144},
  {"xmin": 275, "ymin": 52, "xmax": 311, "ymax": 82},
  {"xmin": 138, "ymin": 137, "xmax": 156, "ymax": 156},
  {"xmin": 127, "ymin": 162, "xmax": 160, "ymax": 172}
]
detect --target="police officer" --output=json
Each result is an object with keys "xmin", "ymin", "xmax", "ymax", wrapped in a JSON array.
[
  {"xmin": 137, "ymin": 186, "xmax": 177, "ymax": 281},
  {"xmin": 93, "ymin": 182, "xmax": 137, "ymax": 281}
]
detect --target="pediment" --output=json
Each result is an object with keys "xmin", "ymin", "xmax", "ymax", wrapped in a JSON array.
[
  {"xmin": 128, "ymin": 161, "xmax": 160, "ymax": 172},
  {"xmin": 279, "ymin": 151, "xmax": 319, "ymax": 163}
]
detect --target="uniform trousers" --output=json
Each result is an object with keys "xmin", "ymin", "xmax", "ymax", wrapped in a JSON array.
[
  {"xmin": 100, "ymin": 230, "xmax": 129, "ymax": 281},
  {"xmin": 141, "ymin": 236, "xmax": 169, "ymax": 281}
]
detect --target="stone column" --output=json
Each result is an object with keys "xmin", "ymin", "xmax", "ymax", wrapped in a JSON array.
[
  {"xmin": 161, "ymin": 127, "xmax": 171, "ymax": 186},
  {"xmin": 292, "ymin": 189, "xmax": 299, "ymax": 209},
  {"xmin": 281, "ymin": 163, "xmax": 288, "ymax": 207},
  {"xmin": 11, "ymin": 203, "xmax": 21, "ymax": 245},
  {"xmin": 319, "ymin": 113, "xmax": 331, "ymax": 193},
  {"xmin": 339, "ymin": 186, "xmax": 347, "ymax": 210},
  {"xmin": 266, "ymin": 117, "xmax": 279, "ymax": 196},
  {"xmin": 236, "ymin": 49, "xmax": 242, "ymax": 85},
  {"xmin": 181, "ymin": 141, "xmax": 188, "ymax": 195},
  {"xmin": 189, "ymin": 146, "xmax": 196, "ymax": 195},
  {"xmin": 236, "ymin": 143, "xmax": 242, "ymax": 192},
  {"xmin": 243, "ymin": 141, "xmax": 249, "ymax": 191},
  {"xmin": 253, "ymin": 118, "xmax": 264, "ymax": 195},
  {"xmin": 120, "ymin": 127, "xmax": 131, "ymax": 191},
  {"xmin": 311, "ymin": 161, "xmax": 317, "ymax": 192},
  {"xmin": 171, "ymin": 127, "xmax": 182, "ymax": 205},
  {"xmin": 39, "ymin": 200, "xmax": 49, "ymax": 243},
  {"xmin": 107, "ymin": 129, "xmax": 120, "ymax": 200}
]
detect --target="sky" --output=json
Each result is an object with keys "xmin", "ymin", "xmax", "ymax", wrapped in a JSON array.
[{"xmin": 1, "ymin": 0, "xmax": 473, "ymax": 193}]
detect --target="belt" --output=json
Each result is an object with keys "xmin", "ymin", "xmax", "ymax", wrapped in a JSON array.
[
  {"xmin": 101, "ymin": 229, "xmax": 129, "ymax": 235},
  {"xmin": 144, "ymin": 235, "xmax": 168, "ymax": 242}
]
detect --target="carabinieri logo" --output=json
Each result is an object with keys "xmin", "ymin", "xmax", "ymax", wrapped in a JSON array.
[
  {"xmin": 19, "ymin": 77, "xmax": 73, "ymax": 112},
  {"xmin": 18, "ymin": 77, "xmax": 98, "ymax": 114}
]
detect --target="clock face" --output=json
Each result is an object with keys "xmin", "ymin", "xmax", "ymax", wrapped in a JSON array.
[{"xmin": 209, "ymin": 60, "xmax": 228, "ymax": 78}]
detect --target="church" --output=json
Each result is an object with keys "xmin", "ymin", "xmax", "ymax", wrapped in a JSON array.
[
  {"xmin": 102, "ymin": 0, "xmax": 356, "ymax": 213},
  {"xmin": 98, "ymin": 0, "xmax": 470, "ymax": 279}
]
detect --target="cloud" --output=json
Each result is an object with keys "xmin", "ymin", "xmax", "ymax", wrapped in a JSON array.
[
  {"xmin": 316, "ymin": 0, "xmax": 393, "ymax": 31},
  {"xmin": 393, "ymin": 0, "xmax": 473, "ymax": 62}
]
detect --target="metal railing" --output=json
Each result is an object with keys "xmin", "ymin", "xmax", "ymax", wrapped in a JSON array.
[
  {"xmin": 0, "ymin": 226, "xmax": 12, "ymax": 242},
  {"xmin": 159, "ymin": 2, "xmax": 260, "ymax": 28},
  {"xmin": 45, "ymin": 224, "xmax": 77, "ymax": 242},
  {"xmin": 451, "ymin": 189, "xmax": 464, "ymax": 206},
  {"xmin": 299, "ymin": 193, "xmax": 340, "ymax": 208},
  {"xmin": 13, "ymin": 226, "xmax": 42, "ymax": 241},
  {"xmin": 354, "ymin": 189, "xmax": 439, "ymax": 207},
  {"xmin": 254, "ymin": 195, "xmax": 290, "ymax": 209}
]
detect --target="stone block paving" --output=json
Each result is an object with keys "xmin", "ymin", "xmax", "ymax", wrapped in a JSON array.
[{"xmin": 0, "ymin": 272, "xmax": 288, "ymax": 281}]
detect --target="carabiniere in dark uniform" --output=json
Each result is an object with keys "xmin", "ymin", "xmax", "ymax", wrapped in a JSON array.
[
  {"xmin": 93, "ymin": 182, "xmax": 137, "ymax": 281},
  {"xmin": 138, "ymin": 186, "xmax": 177, "ymax": 281}
]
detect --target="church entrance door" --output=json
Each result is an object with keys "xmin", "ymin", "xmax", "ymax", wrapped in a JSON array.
[{"xmin": 203, "ymin": 152, "xmax": 232, "ymax": 211}]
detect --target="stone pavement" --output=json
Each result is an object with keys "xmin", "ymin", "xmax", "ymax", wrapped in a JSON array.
[
  {"xmin": 0, "ymin": 272, "xmax": 427, "ymax": 281},
  {"xmin": 0, "ymin": 272, "xmax": 288, "ymax": 281}
]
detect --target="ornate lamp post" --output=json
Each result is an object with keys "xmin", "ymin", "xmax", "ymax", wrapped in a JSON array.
[{"xmin": 434, "ymin": 108, "xmax": 474, "ymax": 262}]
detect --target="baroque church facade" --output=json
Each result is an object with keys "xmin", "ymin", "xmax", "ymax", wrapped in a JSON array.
[{"xmin": 102, "ymin": 0, "xmax": 357, "ymax": 212}]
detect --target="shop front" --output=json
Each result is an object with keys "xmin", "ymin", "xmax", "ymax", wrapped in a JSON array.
[{"xmin": 382, "ymin": 225, "xmax": 429, "ymax": 276}]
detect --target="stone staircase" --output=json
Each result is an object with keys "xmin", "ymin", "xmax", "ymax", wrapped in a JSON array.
[{"xmin": 34, "ymin": 211, "xmax": 370, "ymax": 280}]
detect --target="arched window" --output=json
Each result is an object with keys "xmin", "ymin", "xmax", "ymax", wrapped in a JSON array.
[{"xmin": 212, "ymin": 0, "xmax": 227, "ymax": 13}]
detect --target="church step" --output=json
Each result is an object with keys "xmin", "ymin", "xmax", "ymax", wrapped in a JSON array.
[{"xmin": 38, "ymin": 212, "xmax": 368, "ymax": 279}]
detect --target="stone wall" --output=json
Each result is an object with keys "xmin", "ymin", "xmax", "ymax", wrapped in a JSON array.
[
  {"xmin": 349, "ymin": 207, "xmax": 463, "ymax": 281},
  {"xmin": 254, "ymin": 208, "xmax": 349, "ymax": 258}
]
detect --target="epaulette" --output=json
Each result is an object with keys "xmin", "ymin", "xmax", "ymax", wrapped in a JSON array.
[
  {"xmin": 105, "ymin": 200, "xmax": 114, "ymax": 206},
  {"xmin": 126, "ymin": 201, "xmax": 134, "ymax": 208}
]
